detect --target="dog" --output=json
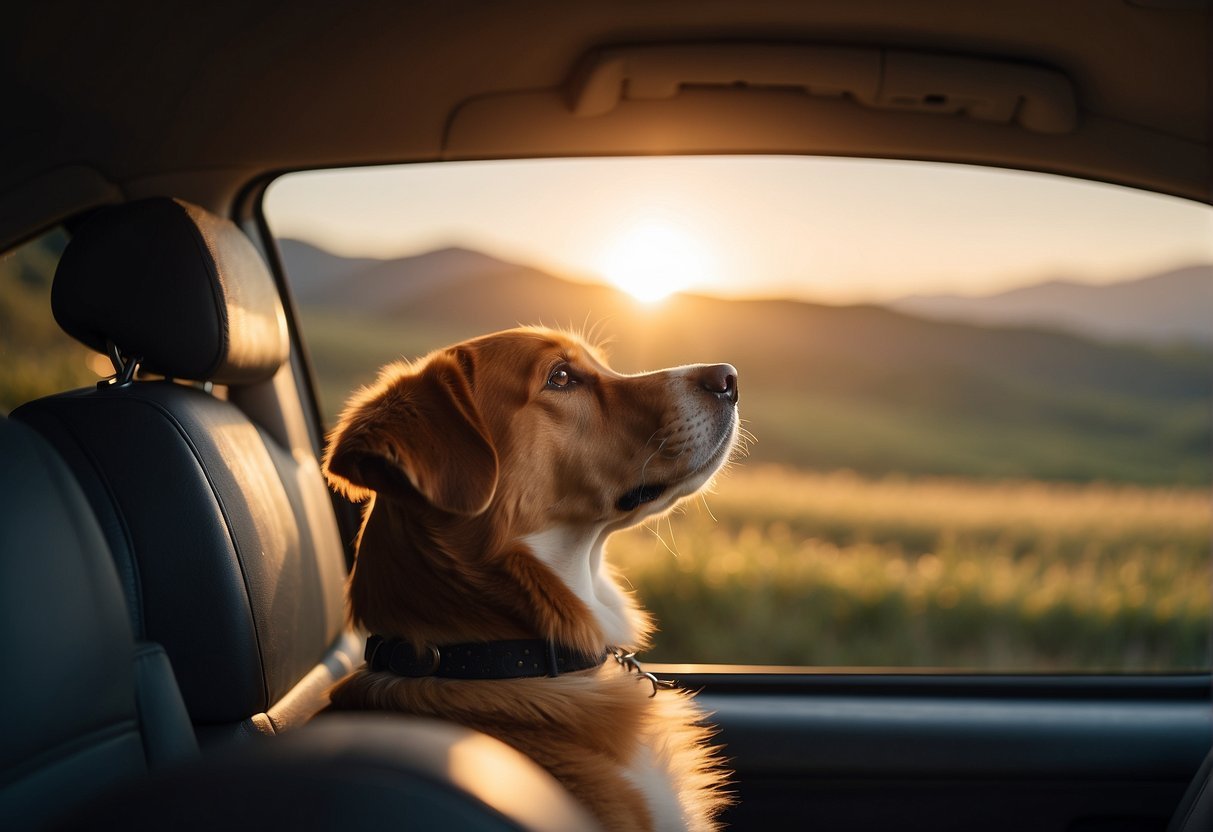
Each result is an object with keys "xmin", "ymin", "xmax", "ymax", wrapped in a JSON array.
[{"xmin": 322, "ymin": 326, "xmax": 739, "ymax": 831}]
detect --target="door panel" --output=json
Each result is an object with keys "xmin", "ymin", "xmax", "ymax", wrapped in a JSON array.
[{"xmin": 681, "ymin": 673, "xmax": 1211, "ymax": 831}]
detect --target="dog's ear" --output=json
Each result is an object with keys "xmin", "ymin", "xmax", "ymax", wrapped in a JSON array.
[{"xmin": 322, "ymin": 352, "xmax": 498, "ymax": 516}]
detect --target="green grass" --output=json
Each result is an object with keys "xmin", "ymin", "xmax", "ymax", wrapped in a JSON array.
[
  {"xmin": 610, "ymin": 465, "xmax": 1211, "ymax": 670},
  {"xmin": 753, "ymin": 391, "xmax": 1211, "ymax": 485}
]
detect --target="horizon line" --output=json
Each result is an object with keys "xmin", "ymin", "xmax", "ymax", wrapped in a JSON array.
[{"xmin": 279, "ymin": 233, "xmax": 1213, "ymax": 306}]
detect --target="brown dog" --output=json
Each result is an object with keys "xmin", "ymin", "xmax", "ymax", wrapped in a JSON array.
[{"xmin": 322, "ymin": 327, "xmax": 739, "ymax": 831}]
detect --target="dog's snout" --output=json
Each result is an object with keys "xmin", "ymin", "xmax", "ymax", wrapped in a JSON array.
[{"xmin": 697, "ymin": 363, "xmax": 738, "ymax": 404}]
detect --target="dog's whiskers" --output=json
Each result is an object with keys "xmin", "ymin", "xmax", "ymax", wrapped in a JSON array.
[
  {"xmin": 637, "ymin": 436, "xmax": 669, "ymax": 486},
  {"xmin": 665, "ymin": 514, "xmax": 680, "ymax": 556},
  {"xmin": 734, "ymin": 421, "xmax": 758, "ymax": 459},
  {"xmin": 644, "ymin": 521, "xmax": 679, "ymax": 558}
]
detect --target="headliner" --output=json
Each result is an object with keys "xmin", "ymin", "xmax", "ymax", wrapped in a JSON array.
[{"xmin": 3, "ymin": 0, "xmax": 1209, "ymax": 246}]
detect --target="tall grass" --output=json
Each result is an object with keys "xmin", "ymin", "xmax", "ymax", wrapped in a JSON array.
[{"xmin": 610, "ymin": 465, "xmax": 1212, "ymax": 670}]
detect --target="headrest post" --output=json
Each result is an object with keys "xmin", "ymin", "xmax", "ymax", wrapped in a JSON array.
[
  {"xmin": 102, "ymin": 338, "xmax": 142, "ymax": 388},
  {"xmin": 105, "ymin": 339, "xmax": 124, "ymax": 376}
]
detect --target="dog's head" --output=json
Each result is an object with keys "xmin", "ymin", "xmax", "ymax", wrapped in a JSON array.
[
  {"xmin": 324, "ymin": 327, "xmax": 738, "ymax": 533},
  {"xmin": 323, "ymin": 327, "xmax": 738, "ymax": 648}
]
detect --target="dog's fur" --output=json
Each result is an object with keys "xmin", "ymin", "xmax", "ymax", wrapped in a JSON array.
[{"xmin": 322, "ymin": 327, "xmax": 739, "ymax": 831}]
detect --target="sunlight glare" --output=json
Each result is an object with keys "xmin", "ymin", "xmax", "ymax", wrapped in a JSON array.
[{"xmin": 594, "ymin": 221, "xmax": 713, "ymax": 303}]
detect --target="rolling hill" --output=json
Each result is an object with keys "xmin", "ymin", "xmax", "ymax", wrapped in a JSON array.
[
  {"xmin": 280, "ymin": 239, "xmax": 1212, "ymax": 485},
  {"xmin": 888, "ymin": 265, "xmax": 1212, "ymax": 346}
]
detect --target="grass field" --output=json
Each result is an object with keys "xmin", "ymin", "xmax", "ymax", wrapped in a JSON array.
[{"xmin": 609, "ymin": 465, "xmax": 1212, "ymax": 670}]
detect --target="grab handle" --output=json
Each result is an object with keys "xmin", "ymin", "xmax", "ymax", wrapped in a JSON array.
[{"xmin": 567, "ymin": 44, "xmax": 1077, "ymax": 134}]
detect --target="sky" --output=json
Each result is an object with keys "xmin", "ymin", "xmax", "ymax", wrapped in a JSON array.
[{"xmin": 265, "ymin": 156, "xmax": 1213, "ymax": 304}]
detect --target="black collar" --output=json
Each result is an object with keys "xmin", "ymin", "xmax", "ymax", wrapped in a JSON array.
[{"xmin": 365, "ymin": 634, "xmax": 609, "ymax": 680}]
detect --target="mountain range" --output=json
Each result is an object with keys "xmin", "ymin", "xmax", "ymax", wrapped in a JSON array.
[
  {"xmin": 888, "ymin": 266, "xmax": 1212, "ymax": 346},
  {"xmin": 282, "ymin": 239, "xmax": 1211, "ymax": 347},
  {"xmin": 279, "ymin": 238, "xmax": 1211, "ymax": 485}
]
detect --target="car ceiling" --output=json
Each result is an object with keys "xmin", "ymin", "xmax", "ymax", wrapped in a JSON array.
[{"xmin": 2, "ymin": 0, "xmax": 1209, "ymax": 248}]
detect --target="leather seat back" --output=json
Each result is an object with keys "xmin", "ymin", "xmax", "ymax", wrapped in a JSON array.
[
  {"xmin": 15, "ymin": 198, "xmax": 358, "ymax": 743},
  {"xmin": 0, "ymin": 417, "xmax": 196, "ymax": 827}
]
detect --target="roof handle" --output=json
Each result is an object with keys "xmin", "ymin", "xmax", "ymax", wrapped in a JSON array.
[{"xmin": 566, "ymin": 44, "xmax": 1077, "ymax": 134}]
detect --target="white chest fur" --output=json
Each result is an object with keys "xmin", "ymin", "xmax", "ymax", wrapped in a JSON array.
[{"xmin": 522, "ymin": 526, "xmax": 638, "ymax": 648}]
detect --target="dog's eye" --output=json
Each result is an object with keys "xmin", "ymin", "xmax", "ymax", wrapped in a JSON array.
[{"xmin": 547, "ymin": 367, "xmax": 575, "ymax": 389}]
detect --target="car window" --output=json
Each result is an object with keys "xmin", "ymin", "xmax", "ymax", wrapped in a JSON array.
[
  {"xmin": 0, "ymin": 226, "xmax": 106, "ymax": 415},
  {"xmin": 265, "ymin": 156, "xmax": 1213, "ymax": 672}
]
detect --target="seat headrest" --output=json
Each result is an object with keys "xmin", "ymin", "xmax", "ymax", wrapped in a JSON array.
[{"xmin": 53, "ymin": 198, "xmax": 289, "ymax": 385}]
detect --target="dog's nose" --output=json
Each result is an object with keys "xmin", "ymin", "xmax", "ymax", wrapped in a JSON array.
[{"xmin": 698, "ymin": 363, "xmax": 738, "ymax": 404}]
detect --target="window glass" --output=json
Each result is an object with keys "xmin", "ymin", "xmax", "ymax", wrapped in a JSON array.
[
  {"xmin": 266, "ymin": 157, "xmax": 1213, "ymax": 671},
  {"xmin": 0, "ymin": 227, "xmax": 106, "ymax": 415}
]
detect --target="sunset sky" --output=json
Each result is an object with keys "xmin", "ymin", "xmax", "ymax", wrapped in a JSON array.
[{"xmin": 265, "ymin": 156, "xmax": 1213, "ymax": 304}]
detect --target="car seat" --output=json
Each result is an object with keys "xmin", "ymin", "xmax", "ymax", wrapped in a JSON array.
[{"xmin": 13, "ymin": 197, "xmax": 357, "ymax": 743}]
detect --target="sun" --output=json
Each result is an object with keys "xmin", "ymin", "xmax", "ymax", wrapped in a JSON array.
[{"xmin": 594, "ymin": 221, "xmax": 713, "ymax": 303}]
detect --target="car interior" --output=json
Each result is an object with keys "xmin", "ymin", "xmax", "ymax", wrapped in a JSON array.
[{"xmin": 1, "ymin": 2, "xmax": 1210, "ymax": 830}]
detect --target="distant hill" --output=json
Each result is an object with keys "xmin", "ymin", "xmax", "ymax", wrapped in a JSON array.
[
  {"xmin": 281, "ymin": 239, "xmax": 541, "ymax": 310},
  {"xmin": 888, "ymin": 265, "xmax": 1213, "ymax": 346},
  {"xmin": 276, "ymin": 239, "xmax": 384, "ymax": 303},
  {"xmin": 279, "ymin": 239, "xmax": 1212, "ymax": 485}
]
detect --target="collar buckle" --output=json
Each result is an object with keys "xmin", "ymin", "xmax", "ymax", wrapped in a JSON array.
[{"xmin": 612, "ymin": 649, "xmax": 678, "ymax": 697}]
